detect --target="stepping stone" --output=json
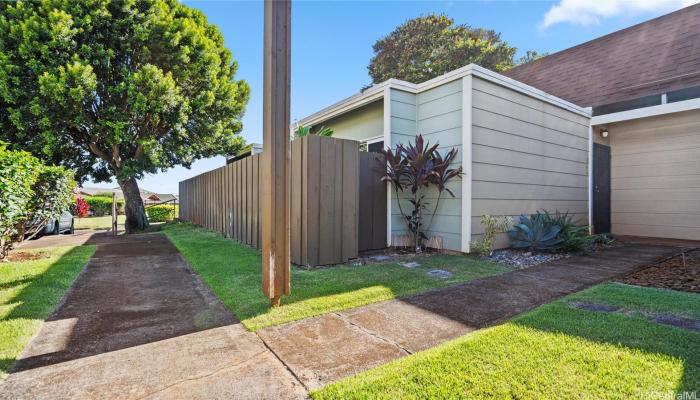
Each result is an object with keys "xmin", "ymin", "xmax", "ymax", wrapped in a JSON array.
[
  {"xmin": 654, "ymin": 314, "xmax": 700, "ymax": 332},
  {"xmin": 427, "ymin": 269, "xmax": 453, "ymax": 279},
  {"xmin": 568, "ymin": 301, "xmax": 620, "ymax": 313},
  {"xmin": 400, "ymin": 261, "xmax": 421, "ymax": 269},
  {"xmin": 370, "ymin": 255, "xmax": 391, "ymax": 262}
]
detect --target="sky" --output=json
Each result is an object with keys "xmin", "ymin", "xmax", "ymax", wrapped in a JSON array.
[{"xmin": 86, "ymin": 0, "xmax": 698, "ymax": 195}]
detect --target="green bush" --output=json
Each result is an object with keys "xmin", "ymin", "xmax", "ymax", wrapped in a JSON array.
[
  {"xmin": 84, "ymin": 196, "xmax": 124, "ymax": 216},
  {"xmin": 540, "ymin": 210, "xmax": 592, "ymax": 252},
  {"xmin": 146, "ymin": 205, "xmax": 176, "ymax": 222},
  {"xmin": 0, "ymin": 143, "xmax": 75, "ymax": 258}
]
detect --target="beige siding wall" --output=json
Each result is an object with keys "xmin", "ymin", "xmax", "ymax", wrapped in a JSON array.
[
  {"xmin": 390, "ymin": 84, "xmax": 464, "ymax": 251},
  {"xmin": 610, "ymin": 109, "xmax": 700, "ymax": 240},
  {"xmin": 321, "ymin": 100, "xmax": 383, "ymax": 142},
  {"xmin": 471, "ymin": 77, "xmax": 590, "ymax": 248}
]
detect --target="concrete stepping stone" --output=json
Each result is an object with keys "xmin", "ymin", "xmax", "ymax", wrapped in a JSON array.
[
  {"xmin": 427, "ymin": 269, "xmax": 453, "ymax": 279},
  {"xmin": 370, "ymin": 255, "xmax": 391, "ymax": 262},
  {"xmin": 400, "ymin": 261, "xmax": 421, "ymax": 269}
]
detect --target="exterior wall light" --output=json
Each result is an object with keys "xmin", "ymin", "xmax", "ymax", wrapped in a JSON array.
[{"xmin": 600, "ymin": 129, "xmax": 609, "ymax": 138}]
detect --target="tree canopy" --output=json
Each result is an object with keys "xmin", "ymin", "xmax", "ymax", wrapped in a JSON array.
[
  {"xmin": 368, "ymin": 14, "xmax": 517, "ymax": 84},
  {"xmin": 0, "ymin": 0, "xmax": 250, "ymax": 231}
]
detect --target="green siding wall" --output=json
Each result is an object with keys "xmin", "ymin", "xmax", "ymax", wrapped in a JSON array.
[
  {"xmin": 390, "ymin": 84, "xmax": 464, "ymax": 251},
  {"xmin": 470, "ymin": 76, "xmax": 590, "ymax": 248},
  {"xmin": 322, "ymin": 100, "xmax": 383, "ymax": 142}
]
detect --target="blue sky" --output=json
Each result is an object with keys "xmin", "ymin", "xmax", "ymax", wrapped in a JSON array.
[{"xmin": 86, "ymin": 0, "xmax": 695, "ymax": 194}]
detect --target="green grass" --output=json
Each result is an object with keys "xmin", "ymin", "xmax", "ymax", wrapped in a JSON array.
[
  {"xmin": 74, "ymin": 215, "xmax": 125, "ymax": 230},
  {"xmin": 312, "ymin": 283, "xmax": 700, "ymax": 399},
  {"xmin": 0, "ymin": 245, "xmax": 95, "ymax": 378},
  {"xmin": 162, "ymin": 223, "xmax": 511, "ymax": 331}
]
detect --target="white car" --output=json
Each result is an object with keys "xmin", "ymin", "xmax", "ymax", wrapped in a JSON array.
[{"xmin": 42, "ymin": 211, "xmax": 75, "ymax": 235}]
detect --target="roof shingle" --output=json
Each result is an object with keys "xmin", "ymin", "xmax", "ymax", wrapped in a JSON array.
[{"xmin": 505, "ymin": 4, "xmax": 700, "ymax": 108}]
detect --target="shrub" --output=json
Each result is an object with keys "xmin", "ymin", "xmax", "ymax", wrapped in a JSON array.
[
  {"xmin": 540, "ymin": 210, "xmax": 591, "ymax": 252},
  {"xmin": 508, "ymin": 212, "xmax": 564, "ymax": 252},
  {"xmin": 471, "ymin": 214, "xmax": 514, "ymax": 256},
  {"xmin": 84, "ymin": 196, "xmax": 123, "ymax": 216},
  {"xmin": 380, "ymin": 134, "xmax": 462, "ymax": 253},
  {"xmin": 146, "ymin": 205, "xmax": 176, "ymax": 222},
  {"xmin": 74, "ymin": 197, "xmax": 90, "ymax": 218},
  {"xmin": 0, "ymin": 143, "xmax": 75, "ymax": 258}
]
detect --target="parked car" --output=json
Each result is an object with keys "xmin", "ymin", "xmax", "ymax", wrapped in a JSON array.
[
  {"xmin": 25, "ymin": 211, "xmax": 75, "ymax": 236},
  {"xmin": 43, "ymin": 211, "xmax": 75, "ymax": 235}
]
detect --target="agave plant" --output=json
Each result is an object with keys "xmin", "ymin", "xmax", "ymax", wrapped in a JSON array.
[
  {"xmin": 380, "ymin": 134, "xmax": 462, "ymax": 253},
  {"xmin": 508, "ymin": 212, "xmax": 564, "ymax": 252}
]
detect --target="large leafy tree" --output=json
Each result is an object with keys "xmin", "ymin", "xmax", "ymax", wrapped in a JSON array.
[
  {"xmin": 368, "ymin": 14, "xmax": 516, "ymax": 84},
  {"xmin": 0, "ymin": 0, "xmax": 250, "ymax": 232}
]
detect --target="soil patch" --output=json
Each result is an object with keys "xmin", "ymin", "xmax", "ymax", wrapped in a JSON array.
[
  {"xmin": 4, "ymin": 251, "xmax": 49, "ymax": 262},
  {"xmin": 616, "ymin": 249, "xmax": 700, "ymax": 293}
]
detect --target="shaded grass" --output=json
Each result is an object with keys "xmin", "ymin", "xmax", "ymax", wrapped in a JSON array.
[
  {"xmin": 0, "ymin": 245, "xmax": 95, "ymax": 378},
  {"xmin": 162, "ymin": 223, "xmax": 511, "ymax": 331},
  {"xmin": 312, "ymin": 283, "xmax": 700, "ymax": 399}
]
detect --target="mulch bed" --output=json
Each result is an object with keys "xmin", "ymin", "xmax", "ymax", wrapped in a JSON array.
[{"xmin": 616, "ymin": 248, "xmax": 700, "ymax": 293}]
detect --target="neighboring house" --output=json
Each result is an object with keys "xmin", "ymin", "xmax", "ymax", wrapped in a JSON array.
[
  {"xmin": 78, "ymin": 187, "xmax": 179, "ymax": 205},
  {"xmin": 226, "ymin": 143, "xmax": 263, "ymax": 164},
  {"xmin": 297, "ymin": 4, "xmax": 700, "ymax": 250},
  {"xmin": 506, "ymin": 4, "xmax": 700, "ymax": 241}
]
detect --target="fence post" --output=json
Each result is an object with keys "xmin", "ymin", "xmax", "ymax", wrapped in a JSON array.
[{"xmin": 261, "ymin": 0, "xmax": 291, "ymax": 307}]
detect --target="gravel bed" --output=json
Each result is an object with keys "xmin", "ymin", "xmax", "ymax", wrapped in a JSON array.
[{"xmin": 485, "ymin": 249, "xmax": 570, "ymax": 269}]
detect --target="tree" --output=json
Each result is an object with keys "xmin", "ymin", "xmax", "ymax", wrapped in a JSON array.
[
  {"xmin": 0, "ymin": 0, "xmax": 250, "ymax": 232},
  {"xmin": 368, "ymin": 14, "xmax": 516, "ymax": 84},
  {"xmin": 292, "ymin": 125, "xmax": 333, "ymax": 140},
  {"xmin": 516, "ymin": 50, "xmax": 549, "ymax": 66}
]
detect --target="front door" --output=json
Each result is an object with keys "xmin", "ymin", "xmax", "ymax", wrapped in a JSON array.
[{"xmin": 592, "ymin": 143, "xmax": 611, "ymax": 234}]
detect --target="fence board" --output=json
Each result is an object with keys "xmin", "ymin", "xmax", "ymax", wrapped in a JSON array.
[
  {"xmin": 358, "ymin": 152, "xmax": 387, "ymax": 251},
  {"xmin": 179, "ymin": 136, "xmax": 366, "ymax": 266}
]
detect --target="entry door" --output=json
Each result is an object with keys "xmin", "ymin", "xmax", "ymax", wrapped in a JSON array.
[{"xmin": 592, "ymin": 143, "xmax": 611, "ymax": 234}]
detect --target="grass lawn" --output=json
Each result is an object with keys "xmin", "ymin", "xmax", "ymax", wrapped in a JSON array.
[
  {"xmin": 74, "ymin": 215, "xmax": 125, "ymax": 230},
  {"xmin": 0, "ymin": 245, "xmax": 95, "ymax": 378},
  {"xmin": 313, "ymin": 283, "xmax": 700, "ymax": 399},
  {"xmin": 162, "ymin": 223, "xmax": 511, "ymax": 331}
]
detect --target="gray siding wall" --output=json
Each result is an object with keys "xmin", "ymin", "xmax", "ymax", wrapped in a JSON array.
[
  {"xmin": 390, "ymin": 84, "xmax": 464, "ymax": 251},
  {"xmin": 471, "ymin": 77, "xmax": 590, "ymax": 248},
  {"xmin": 321, "ymin": 100, "xmax": 383, "ymax": 142},
  {"xmin": 610, "ymin": 109, "xmax": 700, "ymax": 240}
]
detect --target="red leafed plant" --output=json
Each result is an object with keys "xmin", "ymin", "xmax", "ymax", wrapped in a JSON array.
[
  {"xmin": 380, "ymin": 134, "xmax": 462, "ymax": 253},
  {"xmin": 74, "ymin": 196, "xmax": 90, "ymax": 218}
]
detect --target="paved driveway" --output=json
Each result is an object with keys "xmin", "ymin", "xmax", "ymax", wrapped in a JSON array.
[{"xmin": 1, "ymin": 233, "xmax": 305, "ymax": 400}]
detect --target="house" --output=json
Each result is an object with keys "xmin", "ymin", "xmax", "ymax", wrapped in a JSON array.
[
  {"xmin": 506, "ymin": 4, "xmax": 700, "ymax": 241},
  {"xmin": 297, "ymin": 64, "xmax": 590, "ymax": 252},
  {"xmin": 78, "ymin": 187, "xmax": 179, "ymax": 205},
  {"xmin": 296, "ymin": 4, "xmax": 700, "ymax": 250},
  {"xmin": 226, "ymin": 143, "xmax": 263, "ymax": 164}
]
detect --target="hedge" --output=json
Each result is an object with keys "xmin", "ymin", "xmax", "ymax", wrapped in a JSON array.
[
  {"xmin": 146, "ymin": 205, "xmax": 177, "ymax": 222},
  {"xmin": 84, "ymin": 196, "xmax": 124, "ymax": 216}
]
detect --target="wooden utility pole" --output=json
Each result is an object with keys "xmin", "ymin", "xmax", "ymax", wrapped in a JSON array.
[
  {"xmin": 261, "ymin": 0, "xmax": 291, "ymax": 306},
  {"xmin": 112, "ymin": 192, "xmax": 117, "ymax": 235}
]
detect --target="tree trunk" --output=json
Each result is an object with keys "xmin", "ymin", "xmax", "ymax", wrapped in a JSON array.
[{"xmin": 118, "ymin": 177, "xmax": 149, "ymax": 233}]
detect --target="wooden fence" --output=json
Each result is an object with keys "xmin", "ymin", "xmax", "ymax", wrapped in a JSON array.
[{"xmin": 179, "ymin": 135, "xmax": 361, "ymax": 266}]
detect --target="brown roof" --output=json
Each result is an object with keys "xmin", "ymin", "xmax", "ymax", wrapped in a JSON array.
[{"xmin": 505, "ymin": 4, "xmax": 700, "ymax": 108}]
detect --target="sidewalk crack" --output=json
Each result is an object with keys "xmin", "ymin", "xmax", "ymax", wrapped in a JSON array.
[{"xmin": 333, "ymin": 312, "xmax": 413, "ymax": 356}]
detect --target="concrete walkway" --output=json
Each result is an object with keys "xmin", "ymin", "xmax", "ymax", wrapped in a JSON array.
[
  {"xmin": 258, "ymin": 244, "xmax": 676, "ymax": 389},
  {"xmin": 0, "ymin": 233, "xmax": 306, "ymax": 400}
]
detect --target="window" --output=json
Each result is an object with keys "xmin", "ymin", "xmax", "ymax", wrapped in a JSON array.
[{"xmin": 361, "ymin": 136, "xmax": 384, "ymax": 153}]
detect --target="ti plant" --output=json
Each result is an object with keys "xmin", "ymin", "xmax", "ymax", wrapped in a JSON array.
[{"xmin": 380, "ymin": 135, "xmax": 462, "ymax": 253}]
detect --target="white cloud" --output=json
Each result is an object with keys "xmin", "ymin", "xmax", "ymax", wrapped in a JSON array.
[{"xmin": 540, "ymin": 0, "xmax": 699, "ymax": 29}]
